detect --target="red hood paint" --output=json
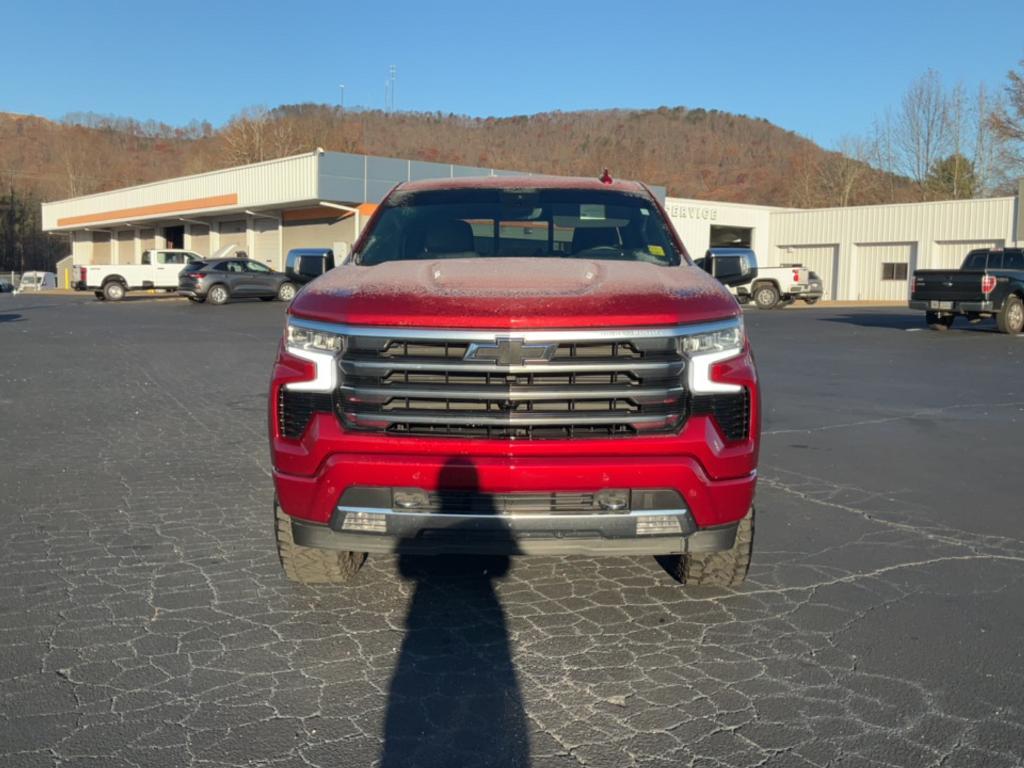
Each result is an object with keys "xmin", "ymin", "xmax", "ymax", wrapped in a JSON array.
[{"xmin": 289, "ymin": 258, "xmax": 740, "ymax": 329}]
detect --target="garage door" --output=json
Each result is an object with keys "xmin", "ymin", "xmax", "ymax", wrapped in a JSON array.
[
  {"xmin": 189, "ymin": 225, "xmax": 210, "ymax": 258},
  {"xmin": 929, "ymin": 240, "xmax": 1004, "ymax": 270},
  {"xmin": 218, "ymin": 220, "xmax": 248, "ymax": 256},
  {"xmin": 116, "ymin": 231, "xmax": 135, "ymax": 264},
  {"xmin": 252, "ymin": 219, "xmax": 280, "ymax": 269},
  {"xmin": 855, "ymin": 242, "xmax": 916, "ymax": 301},
  {"xmin": 775, "ymin": 244, "xmax": 838, "ymax": 300},
  {"xmin": 92, "ymin": 233, "xmax": 111, "ymax": 264}
]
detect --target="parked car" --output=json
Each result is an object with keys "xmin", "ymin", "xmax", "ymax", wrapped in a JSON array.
[
  {"xmin": 269, "ymin": 175, "xmax": 760, "ymax": 587},
  {"xmin": 0, "ymin": 280, "xmax": 14, "ymax": 293},
  {"xmin": 804, "ymin": 271, "xmax": 823, "ymax": 304},
  {"xmin": 76, "ymin": 248, "xmax": 227, "ymax": 300},
  {"xmin": 910, "ymin": 247, "xmax": 1024, "ymax": 333},
  {"xmin": 178, "ymin": 257, "xmax": 297, "ymax": 305},
  {"xmin": 15, "ymin": 271, "xmax": 58, "ymax": 292},
  {"xmin": 696, "ymin": 248, "xmax": 822, "ymax": 308},
  {"xmin": 285, "ymin": 248, "xmax": 336, "ymax": 287}
]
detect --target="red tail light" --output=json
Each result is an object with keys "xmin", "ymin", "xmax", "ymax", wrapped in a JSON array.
[
  {"xmin": 193, "ymin": 272, "xmax": 207, "ymax": 279},
  {"xmin": 982, "ymin": 275, "xmax": 997, "ymax": 294}
]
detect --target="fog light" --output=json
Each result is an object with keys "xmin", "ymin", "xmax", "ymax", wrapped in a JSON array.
[
  {"xmin": 340, "ymin": 510, "xmax": 387, "ymax": 533},
  {"xmin": 636, "ymin": 514, "xmax": 683, "ymax": 535},
  {"xmin": 596, "ymin": 489, "xmax": 629, "ymax": 511},
  {"xmin": 393, "ymin": 489, "xmax": 429, "ymax": 509}
]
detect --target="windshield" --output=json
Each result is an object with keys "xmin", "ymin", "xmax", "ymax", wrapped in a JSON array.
[{"xmin": 357, "ymin": 188, "xmax": 682, "ymax": 266}]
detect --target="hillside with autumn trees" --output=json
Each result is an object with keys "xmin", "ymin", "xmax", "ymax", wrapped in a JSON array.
[{"xmin": 3, "ymin": 61, "xmax": 1024, "ymax": 273}]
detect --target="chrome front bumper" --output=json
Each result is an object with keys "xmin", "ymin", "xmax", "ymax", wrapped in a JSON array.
[{"xmin": 288, "ymin": 486, "xmax": 740, "ymax": 556}]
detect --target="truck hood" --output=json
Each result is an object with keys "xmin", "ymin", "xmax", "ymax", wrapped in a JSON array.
[{"xmin": 290, "ymin": 258, "xmax": 740, "ymax": 329}]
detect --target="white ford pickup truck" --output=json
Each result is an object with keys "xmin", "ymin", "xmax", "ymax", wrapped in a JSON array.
[{"xmin": 75, "ymin": 247, "xmax": 234, "ymax": 301}]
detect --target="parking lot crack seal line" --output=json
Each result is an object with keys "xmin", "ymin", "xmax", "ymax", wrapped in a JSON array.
[
  {"xmin": 759, "ymin": 470, "xmax": 1024, "ymax": 551},
  {"xmin": 762, "ymin": 399, "xmax": 1024, "ymax": 436}
]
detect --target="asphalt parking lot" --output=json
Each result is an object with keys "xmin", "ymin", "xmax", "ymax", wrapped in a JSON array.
[{"xmin": 1, "ymin": 293, "xmax": 1022, "ymax": 768}]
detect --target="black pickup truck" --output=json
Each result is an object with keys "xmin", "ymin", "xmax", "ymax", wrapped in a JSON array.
[{"xmin": 909, "ymin": 248, "xmax": 1024, "ymax": 334}]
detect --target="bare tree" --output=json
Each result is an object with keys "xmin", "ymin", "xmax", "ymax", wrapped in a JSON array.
[
  {"xmin": 894, "ymin": 70, "xmax": 950, "ymax": 196},
  {"xmin": 221, "ymin": 107, "xmax": 301, "ymax": 165},
  {"xmin": 970, "ymin": 83, "xmax": 1005, "ymax": 194},
  {"xmin": 818, "ymin": 136, "xmax": 876, "ymax": 206},
  {"xmin": 990, "ymin": 57, "xmax": 1024, "ymax": 186}
]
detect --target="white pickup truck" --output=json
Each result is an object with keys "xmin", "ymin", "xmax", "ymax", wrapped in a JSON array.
[
  {"xmin": 696, "ymin": 248, "xmax": 823, "ymax": 309},
  {"xmin": 75, "ymin": 247, "xmax": 233, "ymax": 301}
]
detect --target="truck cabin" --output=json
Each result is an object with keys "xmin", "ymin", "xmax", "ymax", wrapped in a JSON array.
[
  {"xmin": 140, "ymin": 250, "xmax": 201, "ymax": 266},
  {"xmin": 962, "ymin": 248, "xmax": 1024, "ymax": 271}
]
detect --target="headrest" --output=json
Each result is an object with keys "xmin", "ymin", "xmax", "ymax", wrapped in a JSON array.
[{"xmin": 424, "ymin": 220, "xmax": 475, "ymax": 254}]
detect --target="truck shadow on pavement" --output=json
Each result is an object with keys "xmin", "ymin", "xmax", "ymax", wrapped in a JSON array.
[
  {"xmin": 818, "ymin": 312, "xmax": 1001, "ymax": 333},
  {"xmin": 380, "ymin": 458, "xmax": 530, "ymax": 768}
]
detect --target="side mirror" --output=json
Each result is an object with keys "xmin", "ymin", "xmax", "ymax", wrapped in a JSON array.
[{"xmin": 712, "ymin": 256, "xmax": 757, "ymax": 287}]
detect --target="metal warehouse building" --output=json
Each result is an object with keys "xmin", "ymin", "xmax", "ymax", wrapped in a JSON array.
[
  {"xmin": 43, "ymin": 153, "xmax": 1023, "ymax": 302},
  {"xmin": 41, "ymin": 150, "xmax": 548, "ymax": 276}
]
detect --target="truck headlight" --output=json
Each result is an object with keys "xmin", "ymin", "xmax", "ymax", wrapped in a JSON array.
[
  {"xmin": 283, "ymin": 322, "xmax": 345, "ymax": 392},
  {"xmin": 677, "ymin": 318, "xmax": 745, "ymax": 394},
  {"xmin": 676, "ymin": 318, "xmax": 744, "ymax": 356},
  {"xmin": 286, "ymin": 324, "xmax": 347, "ymax": 353}
]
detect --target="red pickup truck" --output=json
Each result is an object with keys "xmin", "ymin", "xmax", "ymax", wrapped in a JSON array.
[{"xmin": 269, "ymin": 176, "xmax": 760, "ymax": 587}]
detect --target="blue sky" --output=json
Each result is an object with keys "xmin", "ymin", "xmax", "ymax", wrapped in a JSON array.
[{"xmin": 2, "ymin": 0, "xmax": 1021, "ymax": 148}]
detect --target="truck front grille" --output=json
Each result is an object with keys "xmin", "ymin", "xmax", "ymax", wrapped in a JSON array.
[{"xmin": 336, "ymin": 331, "xmax": 688, "ymax": 439}]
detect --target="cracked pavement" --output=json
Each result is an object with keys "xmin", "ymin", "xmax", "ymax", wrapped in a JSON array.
[{"xmin": 1, "ymin": 295, "xmax": 1022, "ymax": 767}]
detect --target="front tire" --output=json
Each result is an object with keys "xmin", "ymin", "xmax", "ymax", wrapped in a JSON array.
[
  {"xmin": 207, "ymin": 284, "xmax": 230, "ymax": 305},
  {"xmin": 102, "ymin": 281, "xmax": 125, "ymax": 302},
  {"xmin": 277, "ymin": 282, "xmax": 297, "ymax": 302},
  {"xmin": 996, "ymin": 295, "xmax": 1024, "ymax": 335},
  {"xmin": 753, "ymin": 284, "xmax": 780, "ymax": 310},
  {"xmin": 926, "ymin": 311, "xmax": 954, "ymax": 331},
  {"xmin": 275, "ymin": 501, "xmax": 365, "ymax": 584},
  {"xmin": 666, "ymin": 508, "xmax": 754, "ymax": 587}
]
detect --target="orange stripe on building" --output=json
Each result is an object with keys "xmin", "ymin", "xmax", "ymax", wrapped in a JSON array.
[
  {"xmin": 281, "ymin": 203, "xmax": 379, "ymax": 223},
  {"xmin": 57, "ymin": 194, "xmax": 239, "ymax": 227}
]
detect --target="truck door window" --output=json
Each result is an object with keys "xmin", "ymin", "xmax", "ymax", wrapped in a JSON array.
[
  {"xmin": 962, "ymin": 252, "xmax": 988, "ymax": 269},
  {"xmin": 1002, "ymin": 252, "xmax": 1023, "ymax": 270},
  {"xmin": 987, "ymin": 253, "xmax": 1004, "ymax": 269}
]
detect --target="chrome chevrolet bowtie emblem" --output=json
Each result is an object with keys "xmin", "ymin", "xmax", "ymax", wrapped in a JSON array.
[{"xmin": 464, "ymin": 336, "xmax": 557, "ymax": 366}]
